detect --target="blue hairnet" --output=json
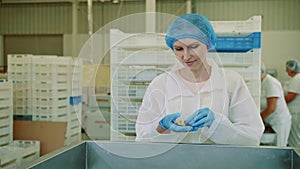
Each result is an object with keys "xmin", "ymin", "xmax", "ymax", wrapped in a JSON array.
[
  {"xmin": 165, "ymin": 14, "xmax": 217, "ymax": 51},
  {"xmin": 286, "ymin": 59, "xmax": 300, "ymax": 73}
]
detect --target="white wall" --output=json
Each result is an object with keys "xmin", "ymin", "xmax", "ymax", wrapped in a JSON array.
[
  {"xmin": 262, "ymin": 31, "xmax": 300, "ymax": 83},
  {"xmin": 63, "ymin": 34, "xmax": 89, "ymax": 58},
  {"xmin": 63, "ymin": 33, "xmax": 111, "ymax": 65}
]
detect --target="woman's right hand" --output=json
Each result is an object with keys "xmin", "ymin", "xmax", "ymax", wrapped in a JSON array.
[{"xmin": 185, "ymin": 108, "xmax": 215, "ymax": 129}]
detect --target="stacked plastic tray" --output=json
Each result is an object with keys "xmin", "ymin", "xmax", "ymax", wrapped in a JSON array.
[
  {"xmin": 31, "ymin": 56, "xmax": 82, "ymax": 145},
  {"xmin": 0, "ymin": 140, "xmax": 40, "ymax": 169},
  {"xmin": 0, "ymin": 81, "xmax": 13, "ymax": 146},
  {"xmin": 209, "ymin": 16, "xmax": 261, "ymax": 109},
  {"xmin": 7, "ymin": 55, "xmax": 83, "ymax": 146},
  {"xmin": 7, "ymin": 54, "xmax": 33, "ymax": 116},
  {"xmin": 31, "ymin": 56, "xmax": 72, "ymax": 122},
  {"xmin": 66, "ymin": 104, "xmax": 82, "ymax": 146},
  {"xmin": 110, "ymin": 29, "xmax": 177, "ymax": 141},
  {"xmin": 65, "ymin": 58, "xmax": 83, "ymax": 145},
  {"xmin": 110, "ymin": 16, "xmax": 261, "ymax": 141},
  {"xmin": 207, "ymin": 50, "xmax": 261, "ymax": 108}
]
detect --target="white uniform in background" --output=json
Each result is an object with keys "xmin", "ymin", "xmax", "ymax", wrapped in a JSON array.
[
  {"xmin": 135, "ymin": 59, "xmax": 264, "ymax": 146},
  {"xmin": 285, "ymin": 73, "xmax": 300, "ymax": 147},
  {"xmin": 260, "ymin": 74, "xmax": 291, "ymax": 146}
]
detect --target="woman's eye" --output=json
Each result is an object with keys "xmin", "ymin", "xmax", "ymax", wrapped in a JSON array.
[
  {"xmin": 174, "ymin": 47, "xmax": 183, "ymax": 51},
  {"xmin": 190, "ymin": 44, "xmax": 199, "ymax": 49}
]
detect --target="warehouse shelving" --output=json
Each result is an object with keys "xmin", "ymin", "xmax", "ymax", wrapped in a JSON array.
[{"xmin": 110, "ymin": 16, "xmax": 261, "ymax": 141}]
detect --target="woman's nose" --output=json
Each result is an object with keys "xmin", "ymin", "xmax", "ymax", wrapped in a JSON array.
[{"xmin": 183, "ymin": 49, "xmax": 190, "ymax": 60}]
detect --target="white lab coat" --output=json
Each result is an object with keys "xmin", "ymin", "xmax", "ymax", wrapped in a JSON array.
[
  {"xmin": 260, "ymin": 74, "xmax": 291, "ymax": 146},
  {"xmin": 135, "ymin": 59, "xmax": 264, "ymax": 146},
  {"xmin": 285, "ymin": 73, "xmax": 300, "ymax": 147}
]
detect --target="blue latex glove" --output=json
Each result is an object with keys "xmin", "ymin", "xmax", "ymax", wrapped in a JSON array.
[
  {"xmin": 159, "ymin": 113, "xmax": 194, "ymax": 132},
  {"xmin": 185, "ymin": 108, "xmax": 215, "ymax": 130}
]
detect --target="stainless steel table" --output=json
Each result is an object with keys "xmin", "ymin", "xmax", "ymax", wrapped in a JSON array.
[{"xmin": 28, "ymin": 141, "xmax": 300, "ymax": 169}]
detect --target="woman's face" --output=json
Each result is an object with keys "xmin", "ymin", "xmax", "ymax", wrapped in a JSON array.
[
  {"xmin": 173, "ymin": 38, "xmax": 208, "ymax": 71},
  {"xmin": 286, "ymin": 67, "xmax": 294, "ymax": 77}
]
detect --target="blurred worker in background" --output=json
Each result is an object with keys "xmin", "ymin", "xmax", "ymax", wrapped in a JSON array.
[
  {"xmin": 135, "ymin": 13, "xmax": 264, "ymax": 146},
  {"xmin": 260, "ymin": 63, "xmax": 291, "ymax": 146},
  {"xmin": 284, "ymin": 59, "xmax": 300, "ymax": 147}
]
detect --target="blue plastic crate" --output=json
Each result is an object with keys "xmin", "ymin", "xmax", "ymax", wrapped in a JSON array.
[
  {"xmin": 70, "ymin": 96, "xmax": 82, "ymax": 105},
  {"xmin": 215, "ymin": 32, "xmax": 261, "ymax": 52}
]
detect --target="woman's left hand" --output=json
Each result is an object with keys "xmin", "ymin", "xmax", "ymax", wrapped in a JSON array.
[{"xmin": 185, "ymin": 108, "xmax": 215, "ymax": 130}]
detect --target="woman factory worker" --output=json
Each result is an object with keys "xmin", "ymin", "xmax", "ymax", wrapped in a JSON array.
[
  {"xmin": 135, "ymin": 14, "xmax": 264, "ymax": 146},
  {"xmin": 260, "ymin": 63, "xmax": 291, "ymax": 146},
  {"xmin": 284, "ymin": 60, "xmax": 300, "ymax": 147}
]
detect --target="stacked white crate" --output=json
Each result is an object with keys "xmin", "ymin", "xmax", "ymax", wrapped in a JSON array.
[
  {"xmin": 0, "ymin": 144, "xmax": 17, "ymax": 169},
  {"xmin": 7, "ymin": 54, "xmax": 33, "ymax": 116},
  {"xmin": 210, "ymin": 16, "xmax": 261, "ymax": 109},
  {"xmin": 4, "ymin": 58, "xmax": 40, "ymax": 167},
  {"xmin": 7, "ymin": 55, "xmax": 82, "ymax": 145},
  {"xmin": 110, "ymin": 29, "xmax": 177, "ymax": 141},
  {"xmin": 30, "ymin": 56, "xmax": 82, "ymax": 145},
  {"xmin": 0, "ymin": 81, "xmax": 13, "ymax": 146},
  {"xmin": 110, "ymin": 16, "xmax": 261, "ymax": 141},
  {"xmin": 0, "ymin": 140, "xmax": 40, "ymax": 169},
  {"xmin": 207, "ymin": 50, "xmax": 261, "ymax": 108},
  {"xmin": 31, "ymin": 56, "xmax": 71, "ymax": 122},
  {"xmin": 65, "ymin": 58, "xmax": 83, "ymax": 145},
  {"xmin": 11, "ymin": 140, "xmax": 40, "ymax": 167}
]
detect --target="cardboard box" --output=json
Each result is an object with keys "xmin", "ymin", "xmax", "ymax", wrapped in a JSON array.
[{"xmin": 13, "ymin": 120, "xmax": 67, "ymax": 156}]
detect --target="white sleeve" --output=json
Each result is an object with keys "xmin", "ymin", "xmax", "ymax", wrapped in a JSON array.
[
  {"xmin": 203, "ymin": 75, "xmax": 265, "ymax": 146},
  {"xmin": 288, "ymin": 76, "xmax": 300, "ymax": 94},
  {"xmin": 265, "ymin": 79, "xmax": 281, "ymax": 98},
  {"xmin": 135, "ymin": 75, "xmax": 167, "ymax": 141}
]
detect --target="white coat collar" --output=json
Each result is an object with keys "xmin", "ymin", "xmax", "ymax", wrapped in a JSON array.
[{"xmin": 166, "ymin": 58, "xmax": 226, "ymax": 100}]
